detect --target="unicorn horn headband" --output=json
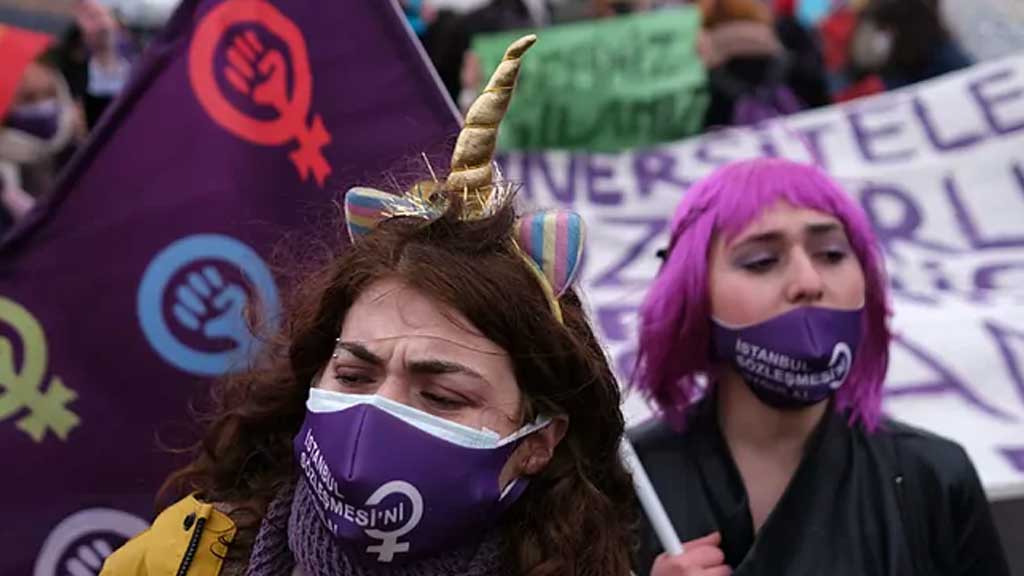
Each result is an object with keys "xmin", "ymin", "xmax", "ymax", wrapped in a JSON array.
[
  {"xmin": 447, "ymin": 34, "xmax": 535, "ymax": 216},
  {"xmin": 343, "ymin": 34, "xmax": 584, "ymax": 323}
]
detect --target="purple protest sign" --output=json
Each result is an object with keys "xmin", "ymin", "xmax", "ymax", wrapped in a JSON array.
[{"xmin": 0, "ymin": 1, "xmax": 459, "ymax": 574}]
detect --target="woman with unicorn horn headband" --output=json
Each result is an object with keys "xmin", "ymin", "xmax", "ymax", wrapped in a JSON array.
[{"xmin": 102, "ymin": 35, "xmax": 637, "ymax": 576}]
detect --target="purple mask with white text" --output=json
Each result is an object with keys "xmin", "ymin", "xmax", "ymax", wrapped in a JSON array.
[
  {"xmin": 712, "ymin": 307, "xmax": 863, "ymax": 409},
  {"xmin": 293, "ymin": 389, "xmax": 548, "ymax": 565}
]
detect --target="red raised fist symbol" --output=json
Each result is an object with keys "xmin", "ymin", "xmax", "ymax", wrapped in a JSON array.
[
  {"xmin": 189, "ymin": 0, "xmax": 332, "ymax": 187},
  {"xmin": 224, "ymin": 30, "xmax": 289, "ymax": 110}
]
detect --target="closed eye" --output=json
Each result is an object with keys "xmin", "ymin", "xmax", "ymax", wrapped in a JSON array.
[
  {"xmin": 817, "ymin": 248, "xmax": 849, "ymax": 265},
  {"xmin": 739, "ymin": 256, "xmax": 778, "ymax": 273},
  {"xmin": 333, "ymin": 371, "xmax": 376, "ymax": 391},
  {"xmin": 420, "ymin": 390, "xmax": 470, "ymax": 411}
]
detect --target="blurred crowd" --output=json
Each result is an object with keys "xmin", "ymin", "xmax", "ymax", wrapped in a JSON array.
[
  {"xmin": 0, "ymin": 0, "xmax": 998, "ymax": 238},
  {"xmin": 0, "ymin": 0, "xmax": 159, "ymax": 237},
  {"xmin": 410, "ymin": 0, "xmax": 975, "ymax": 123}
]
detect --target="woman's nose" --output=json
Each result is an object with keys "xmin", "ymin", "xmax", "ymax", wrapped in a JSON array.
[
  {"xmin": 785, "ymin": 249, "xmax": 825, "ymax": 304},
  {"xmin": 374, "ymin": 374, "xmax": 411, "ymax": 405}
]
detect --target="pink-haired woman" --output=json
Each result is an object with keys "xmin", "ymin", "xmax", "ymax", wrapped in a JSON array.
[{"xmin": 630, "ymin": 158, "xmax": 1009, "ymax": 576}]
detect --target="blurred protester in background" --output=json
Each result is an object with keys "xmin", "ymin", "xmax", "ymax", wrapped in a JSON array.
[
  {"xmin": 417, "ymin": 3, "xmax": 467, "ymax": 103},
  {"xmin": 412, "ymin": 0, "xmax": 550, "ymax": 110},
  {"xmin": 52, "ymin": 0, "xmax": 138, "ymax": 132},
  {"xmin": 1, "ymin": 26, "xmax": 78, "ymax": 238},
  {"xmin": 457, "ymin": 0, "xmax": 551, "ymax": 110},
  {"xmin": 698, "ymin": 0, "xmax": 830, "ymax": 127},
  {"xmin": 401, "ymin": 0, "xmax": 437, "ymax": 37},
  {"xmin": 415, "ymin": 0, "xmax": 551, "ymax": 107},
  {"xmin": 811, "ymin": 0, "xmax": 888, "ymax": 102},
  {"xmin": 850, "ymin": 0, "xmax": 972, "ymax": 90},
  {"xmin": 592, "ymin": 0, "xmax": 653, "ymax": 17},
  {"xmin": 699, "ymin": 0, "xmax": 766, "ymax": 27}
]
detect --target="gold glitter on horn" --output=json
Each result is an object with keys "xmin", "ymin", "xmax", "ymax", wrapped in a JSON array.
[{"xmin": 446, "ymin": 34, "xmax": 537, "ymax": 218}]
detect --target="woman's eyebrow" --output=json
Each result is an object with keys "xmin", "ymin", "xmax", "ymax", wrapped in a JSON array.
[
  {"xmin": 732, "ymin": 222, "xmax": 843, "ymax": 247},
  {"xmin": 744, "ymin": 231, "xmax": 783, "ymax": 243},
  {"xmin": 335, "ymin": 341, "xmax": 383, "ymax": 365},
  {"xmin": 408, "ymin": 359, "xmax": 491, "ymax": 386},
  {"xmin": 732, "ymin": 230, "xmax": 784, "ymax": 247},
  {"xmin": 336, "ymin": 343, "xmax": 492, "ymax": 386},
  {"xmin": 805, "ymin": 222, "xmax": 842, "ymax": 237}
]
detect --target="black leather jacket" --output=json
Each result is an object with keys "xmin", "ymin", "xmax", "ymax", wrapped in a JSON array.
[{"xmin": 629, "ymin": 399, "xmax": 1011, "ymax": 576}]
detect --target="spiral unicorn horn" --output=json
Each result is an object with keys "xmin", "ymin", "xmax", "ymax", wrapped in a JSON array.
[{"xmin": 446, "ymin": 34, "xmax": 536, "ymax": 218}]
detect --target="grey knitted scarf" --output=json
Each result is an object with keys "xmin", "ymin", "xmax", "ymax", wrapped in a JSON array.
[{"xmin": 244, "ymin": 479, "xmax": 507, "ymax": 576}]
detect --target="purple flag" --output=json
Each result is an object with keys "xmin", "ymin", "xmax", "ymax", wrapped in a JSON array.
[{"xmin": 0, "ymin": 1, "xmax": 459, "ymax": 574}]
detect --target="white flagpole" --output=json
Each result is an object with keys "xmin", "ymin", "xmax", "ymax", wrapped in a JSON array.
[{"xmin": 620, "ymin": 438, "xmax": 684, "ymax": 556}]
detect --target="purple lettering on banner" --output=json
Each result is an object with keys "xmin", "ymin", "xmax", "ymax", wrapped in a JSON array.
[
  {"xmin": 944, "ymin": 163, "xmax": 1024, "ymax": 249},
  {"xmin": 975, "ymin": 260, "xmax": 1024, "ymax": 290},
  {"xmin": 787, "ymin": 122, "xmax": 833, "ymax": 169},
  {"xmin": 585, "ymin": 155, "xmax": 623, "ymax": 206},
  {"xmin": 632, "ymin": 150, "xmax": 692, "ymax": 198},
  {"xmin": 885, "ymin": 336, "xmax": 1016, "ymax": 421},
  {"xmin": 848, "ymin": 101, "xmax": 916, "ymax": 163},
  {"xmin": 890, "ymin": 284, "xmax": 941, "ymax": 306},
  {"xmin": 596, "ymin": 304, "xmax": 638, "ymax": 342},
  {"xmin": 889, "ymin": 266, "xmax": 950, "ymax": 306},
  {"xmin": 592, "ymin": 217, "xmax": 668, "ymax": 287},
  {"xmin": 923, "ymin": 261, "xmax": 953, "ymax": 291},
  {"xmin": 1000, "ymin": 447, "xmax": 1024, "ymax": 473},
  {"xmin": 616, "ymin": 347, "xmax": 639, "ymax": 382},
  {"xmin": 984, "ymin": 320, "xmax": 1024, "ymax": 408},
  {"xmin": 522, "ymin": 153, "xmax": 578, "ymax": 205},
  {"xmin": 891, "ymin": 275, "xmax": 905, "ymax": 292},
  {"xmin": 857, "ymin": 182, "xmax": 959, "ymax": 255},
  {"xmin": 595, "ymin": 304, "xmax": 641, "ymax": 377},
  {"xmin": 968, "ymin": 68, "xmax": 1024, "ymax": 136},
  {"xmin": 574, "ymin": 245, "xmax": 590, "ymax": 285},
  {"xmin": 694, "ymin": 129, "xmax": 742, "ymax": 167},
  {"xmin": 494, "ymin": 153, "xmax": 519, "ymax": 198},
  {"xmin": 507, "ymin": 154, "xmax": 533, "ymax": 202},
  {"xmin": 912, "ymin": 95, "xmax": 987, "ymax": 151},
  {"xmin": 754, "ymin": 125, "xmax": 780, "ymax": 158}
]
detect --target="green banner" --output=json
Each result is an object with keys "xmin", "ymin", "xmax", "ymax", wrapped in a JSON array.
[{"xmin": 473, "ymin": 7, "xmax": 708, "ymax": 152}]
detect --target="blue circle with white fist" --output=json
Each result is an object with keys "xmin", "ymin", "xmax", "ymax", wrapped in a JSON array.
[{"xmin": 137, "ymin": 234, "xmax": 280, "ymax": 376}]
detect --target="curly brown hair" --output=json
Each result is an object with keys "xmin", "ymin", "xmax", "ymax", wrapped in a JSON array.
[{"xmin": 162, "ymin": 194, "xmax": 637, "ymax": 575}]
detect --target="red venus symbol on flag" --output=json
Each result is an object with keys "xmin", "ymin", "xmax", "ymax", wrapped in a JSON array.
[{"xmin": 188, "ymin": 0, "xmax": 332, "ymax": 186}]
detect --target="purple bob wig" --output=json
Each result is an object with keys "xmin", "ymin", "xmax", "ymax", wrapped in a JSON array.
[{"xmin": 634, "ymin": 158, "xmax": 891, "ymax": 431}]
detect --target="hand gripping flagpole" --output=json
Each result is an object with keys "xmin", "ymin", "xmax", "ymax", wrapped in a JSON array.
[{"xmin": 620, "ymin": 438, "xmax": 684, "ymax": 556}]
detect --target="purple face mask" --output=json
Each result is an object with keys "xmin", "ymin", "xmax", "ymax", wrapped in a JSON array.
[
  {"xmin": 293, "ymin": 388, "xmax": 549, "ymax": 565},
  {"xmin": 712, "ymin": 306, "xmax": 863, "ymax": 409},
  {"xmin": 3, "ymin": 99, "xmax": 62, "ymax": 140}
]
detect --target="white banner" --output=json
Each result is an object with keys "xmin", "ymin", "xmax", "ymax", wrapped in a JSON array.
[{"xmin": 500, "ymin": 53, "xmax": 1024, "ymax": 497}]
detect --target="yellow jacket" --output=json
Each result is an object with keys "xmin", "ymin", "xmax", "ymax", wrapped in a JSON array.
[{"xmin": 101, "ymin": 495, "xmax": 238, "ymax": 575}]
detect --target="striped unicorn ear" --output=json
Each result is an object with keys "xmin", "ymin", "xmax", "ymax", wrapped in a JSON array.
[
  {"xmin": 514, "ymin": 211, "xmax": 585, "ymax": 297},
  {"xmin": 344, "ymin": 186, "xmax": 443, "ymax": 241}
]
